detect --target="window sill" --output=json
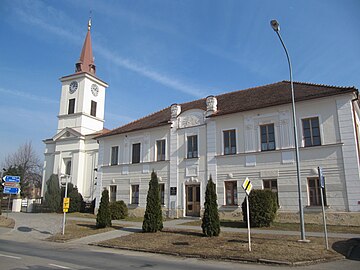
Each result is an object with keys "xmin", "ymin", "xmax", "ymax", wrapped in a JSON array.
[
  {"xmin": 128, "ymin": 204, "xmax": 139, "ymax": 209},
  {"xmin": 220, "ymin": 205, "xmax": 240, "ymax": 211}
]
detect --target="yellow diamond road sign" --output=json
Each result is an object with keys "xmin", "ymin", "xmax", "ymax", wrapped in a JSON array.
[{"xmin": 242, "ymin": 177, "xmax": 253, "ymax": 195}]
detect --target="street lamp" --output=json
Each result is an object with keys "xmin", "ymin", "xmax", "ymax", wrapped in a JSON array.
[
  {"xmin": 60, "ymin": 174, "xmax": 70, "ymax": 235},
  {"xmin": 270, "ymin": 19, "xmax": 306, "ymax": 241}
]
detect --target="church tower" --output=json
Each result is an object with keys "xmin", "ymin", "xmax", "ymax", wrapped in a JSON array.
[
  {"xmin": 42, "ymin": 19, "xmax": 108, "ymax": 202},
  {"xmin": 57, "ymin": 19, "xmax": 108, "ymax": 135}
]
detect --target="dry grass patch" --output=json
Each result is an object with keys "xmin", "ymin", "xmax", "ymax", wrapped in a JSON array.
[
  {"xmin": 97, "ymin": 228, "xmax": 344, "ymax": 263},
  {"xmin": 181, "ymin": 220, "xmax": 360, "ymax": 234},
  {"xmin": 47, "ymin": 220, "xmax": 123, "ymax": 242},
  {"xmin": 0, "ymin": 215, "xmax": 15, "ymax": 228}
]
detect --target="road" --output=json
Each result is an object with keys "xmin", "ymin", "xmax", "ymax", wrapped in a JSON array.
[{"xmin": 0, "ymin": 237, "xmax": 359, "ymax": 270}]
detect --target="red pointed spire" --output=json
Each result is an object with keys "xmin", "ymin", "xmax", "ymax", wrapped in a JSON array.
[{"xmin": 75, "ymin": 19, "xmax": 96, "ymax": 75}]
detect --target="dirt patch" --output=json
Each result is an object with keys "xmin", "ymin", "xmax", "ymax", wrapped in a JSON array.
[
  {"xmin": 47, "ymin": 220, "xmax": 123, "ymax": 242},
  {"xmin": 0, "ymin": 215, "xmax": 15, "ymax": 228},
  {"xmin": 96, "ymin": 228, "xmax": 345, "ymax": 264}
]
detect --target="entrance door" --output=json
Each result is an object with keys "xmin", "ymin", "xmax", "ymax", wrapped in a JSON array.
[{"xmin": 186, "ymin": 185, "xmax": 200, "ymax": 216}]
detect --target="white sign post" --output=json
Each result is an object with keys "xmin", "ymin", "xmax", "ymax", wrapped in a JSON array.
[
  {"xmin": 242, "ymin": 177, "xmax": 253, "ymax": 252},
  {"xmin": 318, "ymin": 167, "xmax": 329, "ymax": 250}
]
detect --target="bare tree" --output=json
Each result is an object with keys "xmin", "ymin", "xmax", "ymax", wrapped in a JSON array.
[{"xmin": 2, "ymin": 141, "xmax": 42, "ymax": 197}]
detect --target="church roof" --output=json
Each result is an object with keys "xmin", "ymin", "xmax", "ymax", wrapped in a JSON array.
[
  {"xmin": 96, "ymin": 81, "xmax": 357, "ymax": 139},
  {"xmin": 75, "ymin": 19, "xmax": 96, "ymax": 75}
]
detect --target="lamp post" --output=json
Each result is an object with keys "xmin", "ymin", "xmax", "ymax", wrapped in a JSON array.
[
  {"xmin": 60, "ymin": 174, "xmax": 70, "ymax": 235},
  {"xmin": 270, "ymin": 20, "xmax": 306, "ymax": 241}
]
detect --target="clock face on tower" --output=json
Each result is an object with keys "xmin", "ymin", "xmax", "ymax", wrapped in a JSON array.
[
  {"xmin": 91, "ymin": 83, "xmax": 99, "ymax": 96},
  {"xmin": 69, "ymin": 81, "xmax": 78, "ymax": 94}
]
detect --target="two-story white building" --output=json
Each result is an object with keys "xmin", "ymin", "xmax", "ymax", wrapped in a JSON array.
[{"xmin": 95, "ymin": 81, "xmax": 360, "ymax": 217}]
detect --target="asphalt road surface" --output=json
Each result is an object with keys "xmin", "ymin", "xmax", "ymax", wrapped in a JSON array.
[{"xmin": 0, "ymin": 238, "xmax": 360, "ymax": 270}]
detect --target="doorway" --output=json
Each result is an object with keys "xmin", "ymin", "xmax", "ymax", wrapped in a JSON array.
[{"xmin": 185, "ymin": 185, "xmax": 200, "ymax": 217}]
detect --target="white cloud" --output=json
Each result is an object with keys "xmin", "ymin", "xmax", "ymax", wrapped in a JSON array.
[{"xmin": 0, "ymin": 88, "xmax": 58, "ymax": 104}]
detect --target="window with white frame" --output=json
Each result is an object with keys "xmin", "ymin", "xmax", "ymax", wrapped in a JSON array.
[
  {"xmin": 225, "ymin": 181, "xmax": 238, "ymax": 205},
  {"xmin": 111, "ymin": 146, "xmax": 119, "ymax": 165},
  {"xmin": 308, "ymin": 177, "xmax": 326, "ymax": 206},
  {"xmin": 302, "ymin": 117, "xmax": 321, "ymax": 147},
  {"xmin": 65, "ymin": 160, "xmax": 71, "ymax": 175},
  {"xmin": 131, "ymin": 185, "xmax": 139, "ymax": 204},
  {"xmin": 132, "ymin": 143, "xmax": 141, "ymax": 164},
  {"xmin": 110, "ymin": 185, "xmax": 117, "ymax": 202},
  {"xmin": 156, "ymin": 140, "xmax": 166, "ymax": 161},
  {"xmin": 260, "ymin": 124, "xmax": 275, "ymax": 151},
  {"xmin": 223, "ymin": 129, "xmax": 236, "ymax": 155},
  {"xmin": 187, "ymin": 135, "xmax": 198, "ymax": 159}
]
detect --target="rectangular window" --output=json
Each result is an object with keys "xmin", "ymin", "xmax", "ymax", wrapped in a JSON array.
[
  {"xmin": 302, "ymin": 117, "xmax": 321, "ymax": 147},
  {"xmin": 68, "ymin": 98, "xmax": 75, "ymax": 114},
  {"xmin": 225, "ymin": 181, "xmax": 238, "ymax": 205},
  {"xmin": 159, "ymin": 183, "xmax": 165, "ymax": 205},
  {"xmin": 308, "ymin": 177, "xmax": 326, "ymax": 206},
  {"xmin": 132, "ymin": 143, "xmax": 141, "ymax": 164},
  {"xmin": 131, "ymin": 185, "xmax": 139, "ymax": 204},
  {"xmin": 90, "ymin": 100, "xmax": 97, "ymax": 117},
  {"xmin": 187, "ymin": 135, "xmax": 198, "ymax": 159},
  {"xmin": 111, "ymin": 146, "xmax": 119, "ymax": 166},
  {"xmin": 156, "ymin": 140, "xmax": 166, "ymax": 161},
  {"xmin": 261, "ymin": 124, "xmax": 275, "ymax": 151},
  {"xmin": 223, "ymin": 129, "xmax": 236, "ymax": 155},
  {"xmin": 110, "ymin": 185, "xmax": 117, "ymax": 202}
]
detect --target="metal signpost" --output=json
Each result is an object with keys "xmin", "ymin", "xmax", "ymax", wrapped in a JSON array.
[
  {"xmin": 318, "ymin": 167, "xmax": 329, "ymax": 250},
  {"xmin": 61, "ymin": 175, "xmax": 70, "ymax": 235},
  {"xmin": 242, "ymin": 177, "xmax": 253, "ymax": 252}
]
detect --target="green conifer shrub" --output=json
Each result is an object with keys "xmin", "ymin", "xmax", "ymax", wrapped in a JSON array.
[
  {"xmin": 201, "ymin": 175, "xmax": 220, "ymax": 237},
  {"xmin": 241, "ymin": 189, "xmax": 278, "ymax": 227},
  {"xmin": 96, "ymin": 189, "xmax": 112, "ymax": 228},
  {"xmin": 110, "ymin": 200, "xmax": 128, "ymax": 220},
  {"xmin": 142, "ymin": 171, "xmax": 163, "ymax": 233},
  {"xmin": 44, "ymin": 174, "xmax": 61, "ymax": 212}
]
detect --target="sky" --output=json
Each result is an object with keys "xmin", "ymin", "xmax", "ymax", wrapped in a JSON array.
[{"xmin": 0, "ymin": 0, "xmax": 359, "ymax": 164}]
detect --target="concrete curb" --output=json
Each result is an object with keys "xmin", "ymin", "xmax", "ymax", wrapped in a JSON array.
[{"xmin": 93, "ymin": 243, "xmax": 344, "ymax": 266}]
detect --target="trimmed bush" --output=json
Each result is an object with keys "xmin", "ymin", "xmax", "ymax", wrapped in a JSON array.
[
  {"xmin": 110, "ymin": 200, "xmax": 128, "ymax": 220},
  {"xmin": 201, "ymin": 175, "xmax": 220, "ymax": 237},
  {"xmin": 96, "ymin": 189, "xmax": 111, "ymax": 228},
  {"xmin": 242, "ymin": 189, "xmax": 278, "ymax": 227},
  {"xmin": 142, "ymin": 170, "xmax": 163, "ymax": 233}
]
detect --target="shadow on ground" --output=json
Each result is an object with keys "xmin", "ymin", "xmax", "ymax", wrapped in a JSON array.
[
  {"xmin": 332, "ymin": 238, "xmax": 360, "ymax": 261},
  {"xmin": 17, "ymin": 226, "xmax": 52, "ymax": 235}
]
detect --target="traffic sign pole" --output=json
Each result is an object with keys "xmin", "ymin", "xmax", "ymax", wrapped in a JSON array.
[
  {"xmin": 246, "ymin": 195, "xmax": 251, "ymax": 252},
  {"xmin": 318, "ymin": 167, "xmax": 329, "ymax": 250},
  {"xmin": 62, "ymin": 175, "xmax": 69, "ymax": 235}
]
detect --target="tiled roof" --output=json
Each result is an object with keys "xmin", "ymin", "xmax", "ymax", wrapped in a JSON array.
[{"xmin": 97, "ymin": 81, "xmax": 357, "ymax": 139}]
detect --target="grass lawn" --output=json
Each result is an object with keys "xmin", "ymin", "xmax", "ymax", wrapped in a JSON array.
[
  {"xmin": 96, "ymin": 228, "xmax": 346, "ymax": 264},
  {"xmin": 47, "ymin": 220, "xmax": 123, "ymax": 242},
  {"xmin": 0, "ymin": 215, "xmax": 15, "ymax": 228},
  {"xmin": 181, "ymin": 220, "xmax": 360, "ymax": 234}
]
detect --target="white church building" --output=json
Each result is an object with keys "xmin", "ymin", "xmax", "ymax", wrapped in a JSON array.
[
  {"xmin": 42, "ymin": 21, "xmax": 108, "ymax": 202},
  {"xmin": 43, "ymin": 21, "xmax": 360, "ymax": 217}
]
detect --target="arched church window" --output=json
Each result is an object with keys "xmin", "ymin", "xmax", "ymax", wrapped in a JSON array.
[{"xmin": 65, "ymin": 161, "xmax": 72, "ymax": 176}]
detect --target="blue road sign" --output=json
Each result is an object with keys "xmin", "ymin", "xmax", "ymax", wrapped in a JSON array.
[
  {"xmin": 3, "ymin": 186, "xmax": 20, "ymax": 194},
  {"xmin": 3, "ymin": 175, "xmax": 21, "ymax": 183}
]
